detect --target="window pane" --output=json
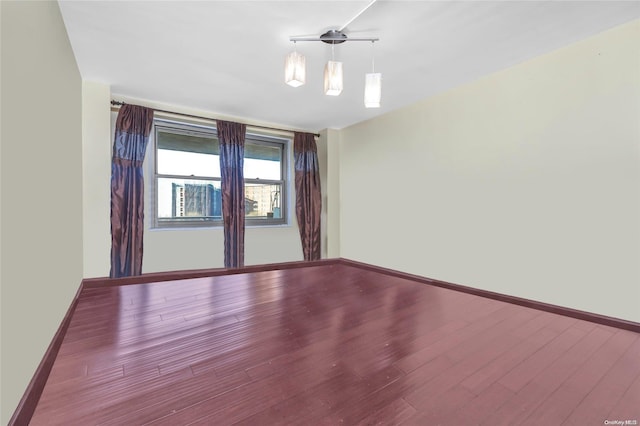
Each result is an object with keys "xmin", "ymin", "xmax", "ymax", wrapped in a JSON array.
[
  {"xmin": 245, "ymin": 142, "xmax": 281, "ymax": 161},
  {"xmin": 244, "ymin": 142, "xmax": 281, "ymax": 180},
  {"xmin": 157, "ymin": 149, "xmax": 220, "ymax": 177},
  {"xmin": 157, "ymin": 178, "xmax": 222, "ymax": 221},
  {"xmin": 156, "ymin": 128, "xmax": 220, "ymax": 177},
  {"xmin": 244, "ymin": 158, "xmax": 281, "ymax": 180},
  {"xmin": 245, "ymin": 183, "xmax": 283, "ymax": 219},
  {"xmin": 157, "ymin": 129, "xmax": 219, "ymax": 155}
]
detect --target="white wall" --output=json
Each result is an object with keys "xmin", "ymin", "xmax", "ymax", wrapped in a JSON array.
[
  {"xmin": 82, "ymin": 81, "xmax": 111, "ymax": 278},
  {"xmin": 0, "ymin": 1, "xmax": 84, "ymax": 422},
  {"xmin": 338, "ymin": 20, "xmax": 640, "ymax": 322},
  {"xmin": 314, "ymin": 128, "xmax": 341, "ymax": 259},
  {"xmin": 142, "ymin": 222, "xmax": 303, "ymax": 273}
]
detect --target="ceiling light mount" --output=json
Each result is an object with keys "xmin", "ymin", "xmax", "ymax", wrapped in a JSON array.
[
  {"xmin": 289, "ymin": 0, "xmax": 379, "ymax": 44},
  {"xmin": 320, "ymin": 30, "xmax": 348, "ymax": 45},
  {"xmin": 289, "ymin": 33, "xmax": 379, "ymax": 43}
]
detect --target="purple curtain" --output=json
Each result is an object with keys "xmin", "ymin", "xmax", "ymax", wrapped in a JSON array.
[
  {"xmin": 294, "ymin": 132, "xmax": 322, "ymax": 261},
  {"xmin": 110, "ymin": 104, "xmax": 154, "ymax": 278},
  {"xmin": 217, "ymin": 120, "xmax": 246, "ymax": 268}
]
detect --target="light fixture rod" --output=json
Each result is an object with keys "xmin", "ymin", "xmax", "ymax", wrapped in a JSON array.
[
  {"xmin": 371, "ymin": 40, "xmax": 376, "ymax": 72},
  {"xmin": 289, "ymin": 36, "xmax": 379, "ymax": 42},
  {"xmin": 339, "ymin": 0, "xmax": 377, "ymax": 32}
]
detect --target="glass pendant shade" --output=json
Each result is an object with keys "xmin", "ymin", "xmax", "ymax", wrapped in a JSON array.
[
  {"xmin": 324, "ymin": 60, "xmax": 343, "ymax": 96},
  {"xmin": 364, "ymin": 72, "xmax": 382, "ymax": 108},
  {"xmin": 285, "ymin": 51, "xmax": 305, "ymax": 87}
]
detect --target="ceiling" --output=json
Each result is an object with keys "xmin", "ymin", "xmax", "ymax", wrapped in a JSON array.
[{"xmin": 58, "ymin": 1, "xmax": 639, "ymax": 132}]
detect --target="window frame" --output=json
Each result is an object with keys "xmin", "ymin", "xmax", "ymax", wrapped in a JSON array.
[{"xmin": 152, "ymin": 118, "xmax": 289, "ymax": 229}]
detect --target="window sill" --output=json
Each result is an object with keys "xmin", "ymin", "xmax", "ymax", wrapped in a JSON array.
[{"xmin": 148, "ymin": 223, "xmax": 293, "ymax": 232}]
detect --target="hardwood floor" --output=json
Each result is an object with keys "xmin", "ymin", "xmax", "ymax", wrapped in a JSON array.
[{"xmin": 27, "ymin": 262, "xmax": 639, "ymax": 425}]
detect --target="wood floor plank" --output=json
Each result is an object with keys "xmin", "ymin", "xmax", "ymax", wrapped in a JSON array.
[
  {"xmin": 446, "ymin": 382, "xmax": 516, "ymax": 426},
  {"xmin": 228, "ymin": 383, "xmax": 333, "ymax": 426},
  {"xmin": 393, "ymin": 304, "xmax": 520, "ymax": 374},
  {"xmin": 563, "ymin": 334, "xmax": 640, "ymax": 425},
  {"xmin": 403, "ymin": 326, "xmax": 523, "ymax": 409},
  {"xmin": 151, "ymin": 363, "xmax": 359, "ymax": 425},
  {"xmin": 496, "ymin": 318, "xmax": 587, "ymax": 392},
  {"xmin": 347, "ymin": 355, "xmax": 456, "ymax": 421},
  {"xmin": 308, "ymin": 364, "xmax": 406, "ymax": 425},
  {"xmin": 25, "ymin": 263, "xmax": 639, "ymax": 425},
  {"xmin": 356, "ymin": 398, "xmax": 417, "ymax": 425},
  {"xmin": 606, "ymin": 372, "xmax": 640, "ymax": 423},
  {"xmin": 460, "ymin": 318, "xmax": 562, "ymax": 395},
  {"xmin": 521, "ymin": 329, "xmax": 638, "ymax": 425},
  {"xmin": 482, "ymin": 324, "xmax": 620, "ymax": 426},
  {"xmin": 98, "ymin": 370, "xmax": 251, "ymax": 426},
  {"xmin": 400, "ymin": 385, "xmax": 476, "ymax": 425}
]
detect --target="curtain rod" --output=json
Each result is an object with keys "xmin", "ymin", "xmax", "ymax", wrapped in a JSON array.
[{"xmin": 110, "ymin": 100, "xmax": 320, "ymax": 138}]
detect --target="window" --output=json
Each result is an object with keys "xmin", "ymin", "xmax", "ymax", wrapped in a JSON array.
[{"xmin": 154, "ymin": 119, "xmax": 288, "ymax": 228}]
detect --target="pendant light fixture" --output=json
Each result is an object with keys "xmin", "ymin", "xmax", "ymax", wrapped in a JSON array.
[
  {"xmin": 285, "ymin": 41, "xmax": 305, "ymax": 87},
  {"xmin": 324, "ymin": 44, "xmax": 343, "ymax": 96},
  {"xmin": 288, "ymin": 29, "xmax": 378, "ymax": 98},
  {"xmin": 285, "ymin": 0, "xmax": 379, "ymax": 105},
  {"xmin": 364, "ymin": 41, "xmax": 381, "ymax": 108}
]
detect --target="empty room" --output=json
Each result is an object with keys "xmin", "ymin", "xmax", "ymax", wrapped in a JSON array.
[{"xmin": 1, "ymin": 1, "xmax": 639, "ymax": 424}]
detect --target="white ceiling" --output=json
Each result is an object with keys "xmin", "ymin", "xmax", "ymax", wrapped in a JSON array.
[{"xmin": 58, "ymin": 1, "xmax": 639, "ymax": 132}]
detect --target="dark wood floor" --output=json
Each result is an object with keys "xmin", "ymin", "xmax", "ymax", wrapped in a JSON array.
[{"xmin": 29, "ymin": 263, "xmax": 639, "ymax": 425}]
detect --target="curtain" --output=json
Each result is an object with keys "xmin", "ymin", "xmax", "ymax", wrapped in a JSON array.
[
  {"xmin": 110, "ymin": 104, "xmax": 154, "ymax": 278},
  {"xmin": 217, "ymin": 120, "xmax": 247, "ymax": 268},
  {"xmin": 294, "ymin": 132, "xmax": 322, "ymax": 261}
]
